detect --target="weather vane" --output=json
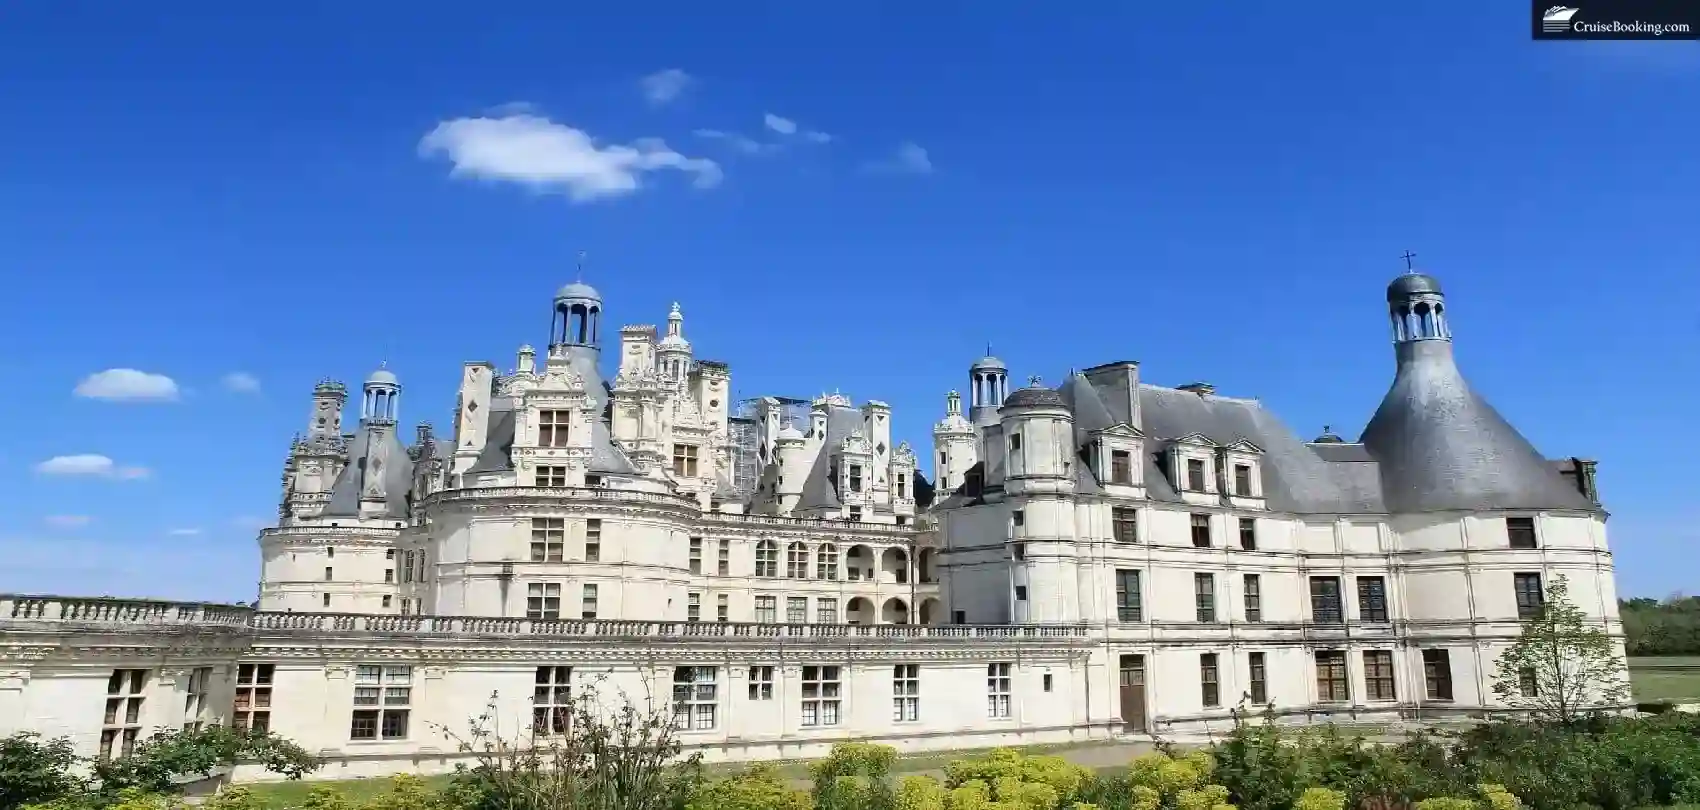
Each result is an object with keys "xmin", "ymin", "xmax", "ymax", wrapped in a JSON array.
[{"xmin": 576, "ymin": 250, "xmax": 588, "ymax": 282}]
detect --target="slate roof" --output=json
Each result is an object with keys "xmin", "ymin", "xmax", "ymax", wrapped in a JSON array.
[
  {"xmin": 796, "ymin": 405, "xmax": 870, "ymax": 511},
  {"xmin": 322, "ymin": 424, "xmax": 416, "ymax": 518}
]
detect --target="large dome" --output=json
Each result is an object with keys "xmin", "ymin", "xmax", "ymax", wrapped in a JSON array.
[
  {"xmin": 555, "ymin": 281, "xmax": 602, "ymax": 302},
  {"xmin": 1386, "ymin": 273, "xmax": 1442, "ymax": 301}
]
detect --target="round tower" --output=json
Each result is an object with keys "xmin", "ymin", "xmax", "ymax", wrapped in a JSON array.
[
  {"xmin": 932, "ymin": 390, "xmax": 977, "ymax": 493},
  {"xmin": 774, "ymin": 422, "xmax": 809, "ymax": 510},
  {"xmin": 997, "ymin": 378, "xmax": 1081, "ymax": 623},
  {"xmin": 1387, "ymin": 272, "xmax": 1450, "ymax": 343},
  {"xmin": 551, "ymin": 282, "xmax": 602, "ymax": 350},
  {"xmin": 968, "ymin": 352, "xmax": 1009, "ymax": 428}
]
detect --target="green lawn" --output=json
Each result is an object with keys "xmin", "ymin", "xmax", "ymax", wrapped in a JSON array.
[{"xmin": 1628, "ymin": 657, "xmax": 1700, "ymax": 703}]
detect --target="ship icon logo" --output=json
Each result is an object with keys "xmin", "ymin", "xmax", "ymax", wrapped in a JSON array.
[{"xmin": 1542, "ymin": 6, "xmax": 1581, "ymax": 32}]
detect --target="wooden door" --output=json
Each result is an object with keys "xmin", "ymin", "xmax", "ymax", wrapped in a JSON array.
[{"xmin": 1118, "ymin": 654, "xmax": 1147, "ymax": 733}]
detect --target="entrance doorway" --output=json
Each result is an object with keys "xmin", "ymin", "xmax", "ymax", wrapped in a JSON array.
[{"xmin": 1118, "ymin": 653, "xmax": 1147, "ymax": 733}]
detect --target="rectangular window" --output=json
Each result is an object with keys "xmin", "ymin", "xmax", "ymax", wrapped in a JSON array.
[
  {"xmin": 536, "ymin": 465, "xmax": 569, "ymax": 487},
  {"xmin": 1364, "ymin": 650, "xmax": 1396, "ymax": 701},
  {"xmin": 527, "ymin": 583, "xmax": 561, "ymax": 619},
  {"xmin": 581, "ymin": 584, "xmax": 598, "ymax": 620},
  {"xmin": 182, "ymin": 666, "xmax": 212, "ymax": 731},
  {"xmin": 1514, "ymin": 572, "xmax": 1545, "ymax": 618},
  {"xmin": 1110, "ymin": 450, "xmax": 1133, "ymax": 484},
  {"xmin": 1239, "ymin": 518, "xmax": 1257, "ymax": 550},
  {"xmin": 323, "ymin": 593, "xmax": 331, "ymax": 608},
  {"xmin": 1315, "ymin": 651, "xmax": 1349, "ymax": 702},
  {"xmin": 716, "ymin": 593, "xmax": 729, "ymax": 622},
  {"xmin": 324, "ymin": 566, "xmax": 334, "ymax": 581},
  {"xmin": 1357, "ymin": 576, "xmax": 1389, "ymax": 623},
  {"xmin": 1195, "ymin": 572, "xmax": 1216, "ymax": 623},
  {"xmin": 816, "ymin": 597, "xmax": 838, "ymax": 624},
  {"xmin": 1200, "ymin": 653, "xmax": 1220, "ymax": 708},
  {"xmin": 1507, "ymin": 517, "xmax": 1538, "ymax": 550},
  {"xmin": 896, "ymin": 473, "xmax": 908, "ymax": 499},
  {"xmin": 1043, "ymin": 673, "xmax": 1054, "ymax": 692},
  {"xmin": 1519, "ymin": 666, "xmax": 1539, "ymax": 697},
  {"xmin": 848, "ymin": 507, "xmax": 863, "ymax": 521},
  {"xmin": 1014, "ymin": 585, "xmax": 1028, "ymax": 601},
  {"xmin": 1012, "ymin": 509, "xmax": 1025, "ymax": 528},
  {"xmin": 1248, "ymin": 652, "xmax": 1268, "ymax": 704},
  {"xmin": 533, "ymin": 666, "xmax": 571, "ymax": 736},
  {"xmin": 787, "ymin": 543, "xmax": 809, "ymax": 578},
  {"xmin": 402, "ymin": 550, "xmax": 415, "ymax": 583},
  {"xmin": 1310, "ymin": 576, "xmax": 1343, "ymax": 624},
  {"xmin": 849, "ymin": 464, "xmax": 864, "ymax": 493},
  {"xmin": 101, "ymin": 669, "xmax": 148, "ymax": 761},
  {"xmin": 1186, "ymin": 458, "xmax": 1207, "ymax": 491},
  {"xmin": 584, "ymin": 519, "xmax": 602, "ymax": 562},
  {"xmin": 531, "ymin": 518, "xmax": 565, "ymax": 562},
  {"xmin": 1013, "ymin": 542, "xmax": 1026, "ymax": 561},
  {"xmin": 1233, "ymin": 464, "xmax": 1252, "ymax": 496},
  {"xmin": 1115, "ymin": 569, "xmax": 1143, "ymax": 622},
  {"xmin": 755, "ymin": 595, "xmax": 777, "ymax": 623},
  {"xmin": 689, "ymin": 537, "xmax": 703, "ymax": 574},
  {"xmin": 382, "ymin": 595, "xmax": 393, "ymax": 609},
  {"xmin": 328, "ymin": 547, "xmax": 336, "ymax": 558},
  {"xmin": 383, "ymin": 569, "xmax": 394, "ymax": 584},
  {"xmin": 538, "ymin": 409, "xmax": 571, "ymax": 448},
  {"xmin": 671, "ymin": 666, "xmax": 718, "ymax": 730},
  {"xmin": 786, "ymin": 596, "xmax": 808, "ymax": 624},
  {"xmin": 747, "ymin": 665, "xmax": 774, "ymax": 700},
  {"xmin": 1112, "ymin": 507, "xmax": 1138, "ymax": 543},
  {"xmin": 687, "ymin": 592, "xmax": 701, "ymax": 622},
  {"xmin": 801, "ymin": 665, "xmax": 843, "ymax": 726},
  {"xmin": 233, "ymin": 663, "xmax": 274, "ymax": 734},
  {"xmin": 893, "ymin": 664, "xmax": 919, "ymax": 722},
  {"xmin": 1423, "ymin": 649, "xmax": 1454, "ymax": 700},
  {"xmin": 350, "ymin": 665, "xmax": 411, "ymax": 741},
  {"xmin": 1191, "ymin": 514, "xmax": 1211, "ymax": 548},
  {"xmin": 1244, "ymin": 574, "xmax": 1262, "ymax": 622},
  {"xmin": 987, "ymin": 663, "xmax": 1012, "ymax": 718},
  {"xmin": 717, "ymin": 540, "xmax": 730, "ymax": 575},
  {"xmin": 672, "ymin": 444, "xmax": 699, "ymax": 477},
  {"xmin": 755, "ymin": 542, "xmax": 778, "ymax": 577}
]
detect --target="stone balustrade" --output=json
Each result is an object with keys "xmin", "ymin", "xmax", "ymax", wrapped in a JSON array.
[
  {"xmin": 1, "ymin": 594, "xmax": 254, "ymax": 627},
  {"xmin": 421, "ymin": 485, "xmax": 922, "ymax": 537}
]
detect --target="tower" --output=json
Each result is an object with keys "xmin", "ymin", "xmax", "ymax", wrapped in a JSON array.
[
  {"xmin": 361, "ymin": 366, "xmax": 400, "ymax": 424},
  {"xmin": 932, "ymin": 390, "xmax": 978, "ymax": 493},
  {"xmin": 308, "ymin": 380, "xmax": 347, "ymax": 438},
  {"xmin": 551, "ymin": 282, "xmax": 602, "ymax": 351},
  {"xmin": 1386, "ymin": 269, "xmax": 1451, "ymax": 344},
  {"xmin": 359, "ymin": 366, "xmax": 401, "ymax": 516},
  {"xmin": 656, "ymin": 303, "xmax": 693, "ymax": 386},
  {"xmin": 968, "ymin": 352, "xmax": 1009, "ymax": 428},
  {"xmin": 998, "ymin": 378, "xmax": 1080, "ymax": 623}
]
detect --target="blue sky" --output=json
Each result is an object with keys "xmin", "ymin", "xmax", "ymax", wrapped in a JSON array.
[{"xmin": 0, "ymin": 3, "xmax": 1694, "ymax": 603}]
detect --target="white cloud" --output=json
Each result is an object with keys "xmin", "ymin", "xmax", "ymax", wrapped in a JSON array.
[
  {"xmin": 694, "ymin": 129, "xmax": 768, "ymax": 156},
  {"xmin": 763, "ymin": 113, "xmax": 798, "ymax": 135},
  {"xmin": 45, "ymin": 515, "xmax": 92, "ymax": 529},
  {"xmin": 420, "ymin": 114, "xmax": 723, "ymax": 202},
  {"xmin": 34, "ymin": 454, "xmax": 151, "ymax": 480},
  {"xmin": 168, "ymin": 528, "xmax": 203, "ymax": 537},
  {"xmin": 73, "ymin": 369, "xmax": 179, "ymax": 402},
  {"xmin": 221, "ymin": 372, "xmax": 261, "ymax": 394},
  {"xmin": 640, "ymin": 69, "xmax": 694, "ymax": 106},
  {"xmin": 803, "ymin": 130, "xmax": 833, "ymax": 144},
  {"xmin": 865, "ymin": 142, "xmax": 934, "ymax": 175}
]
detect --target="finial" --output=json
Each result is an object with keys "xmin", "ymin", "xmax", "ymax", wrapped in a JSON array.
[
  {"xmin": 1323, "ymin": 424, "xmax": 1332, "ymax": 433},
  {"xmin": 985, "ymin": 342, "xmax": 992, "ymax": 356},
  {"xmin": 576, "ymin": 250, "xmax": 588, "ymax": 282},
  {"xmin": 670, "ymin": 302, "xmax": 681, "ymax": 315},
  {"xmin": 1400, "ymin": 250, "xmax": 1417, "ymax": 272},
  {"xmin": 1027, "ymin": 375, "xmax": 1043, "ymax": 387},
  {"xmin": 378, "ymin": 360, "xmax": 387, "ymax": 369}
]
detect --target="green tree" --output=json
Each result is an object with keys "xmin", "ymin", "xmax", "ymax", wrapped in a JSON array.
[
  {"xmin": 0, "ymin": 733, "xmax": 84, "ymax": 809},
  {"xmin": 1491, "ymin": 574, "xmax": 1631, "ymax": 725}
]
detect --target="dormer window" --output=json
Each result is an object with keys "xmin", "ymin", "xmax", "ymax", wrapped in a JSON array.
[
  {"xmin": 1233, "ymin": 464, "xmax": 1252, "ymax": 496},
  {"xmin": 1186, "ymin": 458, "xmax": 1207, "ymax": 491},
  {"xmin": 1110, "ymin": 450, "xmax": 1132, "ymax": 485},
  {"xmin": 539, "ymin": 410, "xmax": 570, "ymax": 448},
  {"xmin": 849, "ymin": 465, "xmax": 864, "ymax": 493},
  {"xmin": 896, "ymin": 473, "xmax": 907, "ymax": 499},
  {"xmin": 672, "ymin": 444, "xmax": 698, "ymax": 477}
]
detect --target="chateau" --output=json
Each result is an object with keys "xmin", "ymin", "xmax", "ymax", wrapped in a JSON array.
[{"xmin": 0, "ymin": 270, "xmax": 1623, "ymax": 782}]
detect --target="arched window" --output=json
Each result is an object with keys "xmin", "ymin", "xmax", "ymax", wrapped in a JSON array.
[
  {"xmin": 816, "ymin": 543, "xmax": 839, "ymax": 581},
  {"xmin": 786, "ymin": 542, "xmax": 810, "ymax": 579},
  {"xmin": 755, "ymin": 540, "xmax": 779, "ymax": 578}
]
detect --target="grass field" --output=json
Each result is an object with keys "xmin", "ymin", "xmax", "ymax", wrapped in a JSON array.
[{"xmin": 1629, "ymin": 656, "xmax": 1700, "ymax": 703}]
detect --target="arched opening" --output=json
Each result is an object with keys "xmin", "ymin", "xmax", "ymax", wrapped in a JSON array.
[
  {"xmin": 786, "ymin": 542, "xmax": 809, "ymax": 579},
  {"xmin": 918, "ymin": 548, "xmax": 938, "ymax": 584},
  {"xmin": 919, "ymin": 597, "xmax": 942, "ymax": 625},
  {"xmin": 845, "ymin": 545, "xmax": 872, "ymax": 582},
  {"xmin": 1413, "ymin": 301, "xmax": 1433, "ymax": 339},
  {"xmin": 815, "ymin": 543, "xmax": 839, "ymax": 580},
  {"xmin": 880, "ymin": 547, "xmax": 909, "ymax": 585},
  {"xmin": 846, "ymin": 597, "xmax": 874, "ymax": 625},
  {"xmin": 882, "ymin": 597, "xmax": 910, "ymax": 625},
  {"xmin": 754, "ymin": 540, "xmax": 778, "ymax": 578}
]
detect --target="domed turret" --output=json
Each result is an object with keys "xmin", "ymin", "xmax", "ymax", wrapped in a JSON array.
[
  {"xmin": 968, "ymin": 348, "xmax": 1010, "ymax": 428},
  {"xmin": 361, "ymin": 364, "xmax": 400, "ymax": 423},
  {"xmin": 1361, "ymin": 265, "xmax": 1594, "ymax": 513}
]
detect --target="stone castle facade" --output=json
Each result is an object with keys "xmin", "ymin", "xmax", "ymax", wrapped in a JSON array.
[{"xmin": 0, "ymin": 269, "xmax": 1624, "ymax": 781}]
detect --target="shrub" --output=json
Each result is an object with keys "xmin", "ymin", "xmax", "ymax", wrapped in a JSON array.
[{"xmin": 690, "ymin": 765, "xmax": 812, "ymax": 810}]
